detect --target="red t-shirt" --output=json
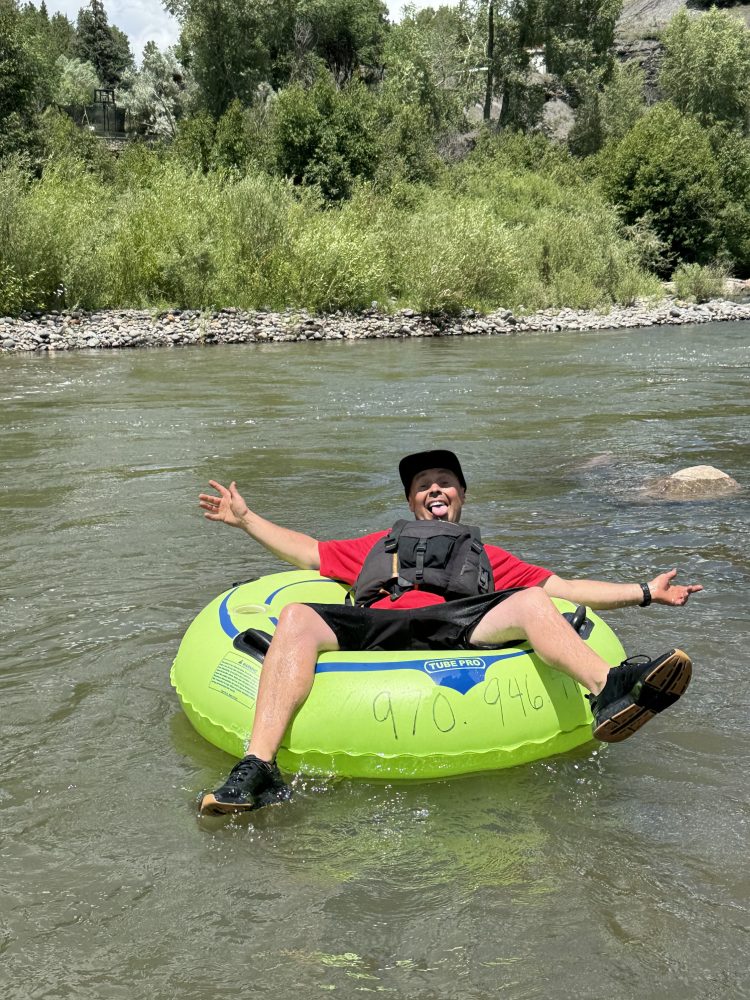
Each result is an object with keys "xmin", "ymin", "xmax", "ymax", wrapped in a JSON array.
[{"xmin": 318, "ymin": 530, "xmax": 552, "ymax": 610}]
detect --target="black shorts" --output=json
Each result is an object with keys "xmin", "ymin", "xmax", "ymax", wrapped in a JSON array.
[{"xmin": 304, "ymin": 589, "xmax": 522, "ymax": 652}]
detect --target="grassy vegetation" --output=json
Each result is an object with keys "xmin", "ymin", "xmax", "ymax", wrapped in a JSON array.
[
  {"xmin": 672, "ymin": 262, "xmax": 728, "ymax": 303},
  {"xmin": 0, "ymin": 135, "xmax": 662, "ymax": 317}
]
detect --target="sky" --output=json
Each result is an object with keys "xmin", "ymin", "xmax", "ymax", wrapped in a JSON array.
[{"xmin": 43, "ymin": 1, "xmax": 452, "ymax": 65}]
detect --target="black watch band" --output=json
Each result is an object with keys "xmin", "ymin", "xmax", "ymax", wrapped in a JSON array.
[{"xmin": 639, "ymin": 583, "xmax": 652, "ymax": 607}]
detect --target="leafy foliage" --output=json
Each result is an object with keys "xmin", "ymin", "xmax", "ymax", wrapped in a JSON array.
[
  {"xmin": 168, "ymin": 0, "xmax": 272, "ymax": 118},
  {"xmin": 707, "ymin": 124, "xmax": 750, "ymax": 270},
  {"xmin": 672, "ymin": 262, "xmax": 727, "ymax": 302},
  {"xmin": 598, "ymin": 103, "xmax": 724, "ymax": 267},
  {"xmin": 660, "ymin": 9, "xmax": 750, "ymax": 129},
  {"xmin": 0, "ymin": 0, "xmax": 44, "ymax": 160},
  {"xmin": 5, "ymin": 0, "xmax": 750, "ymax": 308},
  {"xmin": 0, "ymin": 129, "xmax": 660, "ymax": 316},
  {"xmin": 381, "ymin": 7, "xmax": 465, "ymax": 134},
  {"xmin": 294, "ymin": 0, "xmax": 388, "ymax": 83},
  {"xmin": 599, "ymin": 60, "xmax": 646, "ymax": 143},
  {"xmin": 270, "ymin": 74, "xmax": 378, "ymax": 200},
  {"xmin": 54, "ymin": 55, "xmax": 100, "ymax": 109},
  {"xmin": 73, "ymin": 0, "xmax": 132, "ymax": 88},
  {"xmin": 173, "ymin": 110, "xmax": 216, "ymax": 173},
  {"xmin": 119, "ymin": 42, "xmax": 193, "ymax": 137},
  {"xmin": 212, "ymin": 99, "xmax": 252, "ymax": 171},
  {"xmin": 168, "ymin": 0, "xmax": 388, "ymax": 116}
]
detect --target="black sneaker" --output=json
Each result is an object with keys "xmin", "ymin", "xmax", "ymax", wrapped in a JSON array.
[
  {"xmin": 589, "ymin": 649, "xmax": 692, "ymax": 743},
  {"xmin": 198, "ymin": 755, "xmax": 291, "ymax": 816}
]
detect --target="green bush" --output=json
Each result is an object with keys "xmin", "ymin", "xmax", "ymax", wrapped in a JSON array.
[
  {"xmin": 39, "ymin": 108, "xmax": 115, "ymax": 180},
  {"xmin": 173, "ymin": 112, "xmax": 216, "ymax": 174},
  {"xmin": 211, "ymin": 172, "xmax": 305, "ymax": 308},
  {"xmin": 392, "ymin": 195, "xmax": 519, "ymax": 314},
  {"xmin": 0, "ymin": 167, "xmax": 39, "ymax": 313},
  {"xmin": 0, "ymin": 157, "xmax": 112, "ymax": 311},
  {"xmin": 600, "ymin": 61, "xmax": 646, "ymax": 143},
  {"xmin": 672, "ymin": 262, "xmax": 727, "ymax": 302},
  {"xmin": 660, "ymin": 8, "xmax": 750, "ymax": 129},
  {"xmin": 513, "ymin": 206, "xmax": 660, "ymax": 309},
  {"xmin": 707, "ymin": 126, "xmax": 750, "ymax": 273},
  {"xmin": 373, "ymin": 100, "xmax": 442, "ymax": 188},
  {"xmin": 598, "ymin": 103, "xmax": 724, "ymax": 268},
  {"xmin": 270, "ymin": 74, "xmax": 378, "ymax": 201},
  {"xmin": 269, "ymin": 189, "xmax": 389, "ymax": 311},
  {"xmin": 212, "ymin": 99, "xmax": 252, "ymax": 172}
]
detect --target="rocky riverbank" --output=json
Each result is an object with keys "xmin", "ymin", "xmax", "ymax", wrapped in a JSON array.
[{"xmin": 2, "ymin": 296, "xmax": 750, "ymax": 353}]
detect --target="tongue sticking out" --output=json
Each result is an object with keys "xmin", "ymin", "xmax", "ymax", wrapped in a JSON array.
[{"xmin": 430, "ymin": 503, "xmax": 449, "ymax": 518}]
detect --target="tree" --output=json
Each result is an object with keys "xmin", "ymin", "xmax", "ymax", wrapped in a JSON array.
[
  {"xmin": 599, "ymin": 59, "xmax": 645, "ymax": 142},
  {"xmin": 567, "ymin": 80, "xmax": 604, "ymax": 156},
  {"xmin": 173, "ymin": 110, "xmax": 215, "ymax": 172},
  {"xmin": 15, "ymin": 2, "xmax": 77, "ymax": 107},
  {"xmin": 568, "ymin": 59, "xmax": 646, "ymax": 155},
  {"xmin": 541, "ymin": 0, "xmax": 621, "ymax": 83},
  {"xmin": 295, "ymin": 0, "xmax": 388, "ymax": 83},
  {"xmin": 380, "ymin": 5, "xmax": 465, "ymax": 134},
  {"xmin": 0, "ymin": 0, "xmax": 42, "ymax": 158},
  {"xmin": 473, "ymin": 0, "xmax": 539, "ymax": 129},
  {"xmin": 54, "ymin": 54, "xmax": 100, "ymax": 109},
  {"xmin": 599, "ymin": 103, "xmax": 724, "ymax": 266},
  {"xmin": 483, "ymin": 0, "xmax": 494, "ymax": 120},
  {"xmin": 74, "ymin": 0, "xmax": 133, "ymax": 88},
  {"xmin": 165, "ymin": 0, "xmax": 272, "ymax": 117},
  {"xmin": 707, "ymin": 124, "xmax": 750, "ymax": 272},
  {"xmin": 475, "ymin": 0, "xmax": 622, "ymax": 129},
  {"xmin": 270, "ymin": 73, "xmax": 378, "ymax": 200},
  {"xmin": 393, "ymin": 2, "xmax": 480, "ymax": 104},
  {"xmin": 660, "ymin": 8, "xmax": 750, "ymax": 130},
  {"xmin": 464, "ymin": 0, "xmax": 621, "ymax": 132},
  {"xmin": 119, "ymin": 41, "xmax": 193, "ymax": 136},
  {"xmin": 47, "ymin": 11, "xmax": 76, "ymax": 61},
  {"xmin": 166, "ymin": 0, "xmax": 389, "ymax": 115}
]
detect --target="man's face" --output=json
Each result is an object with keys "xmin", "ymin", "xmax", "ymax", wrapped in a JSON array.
[{"xmin": 407, "ymin": 467, "xmax": 466, "ymax": 522}]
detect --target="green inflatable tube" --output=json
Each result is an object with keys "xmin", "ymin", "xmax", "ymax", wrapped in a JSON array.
[{"xmin": 171, "ymin": 570, "xmax": 627, "ymax": 779}]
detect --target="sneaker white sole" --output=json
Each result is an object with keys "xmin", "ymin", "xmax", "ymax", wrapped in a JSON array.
[{"xmin": 593, "ymin": 649, "xmax": 692, "ymax": 743}]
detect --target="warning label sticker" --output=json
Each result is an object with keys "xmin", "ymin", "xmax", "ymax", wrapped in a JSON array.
[{"xmin": 209, "ymin": 653, "xmax": 260, "ymax": 708}]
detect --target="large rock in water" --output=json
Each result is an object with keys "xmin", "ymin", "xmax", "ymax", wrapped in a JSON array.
[{"xmin": 647, "ymin": 466, "xmax": 741, "ymax": 499}]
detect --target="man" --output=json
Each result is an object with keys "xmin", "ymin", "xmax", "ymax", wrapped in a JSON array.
[{"xmin": 197, "ymin": 450, "xmax": 701, "ymax": 816}]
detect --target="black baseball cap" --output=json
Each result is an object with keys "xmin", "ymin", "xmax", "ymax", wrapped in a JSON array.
[{"xmin": 398, "ymin": 450, "xmax": 467, "ymax": 497}]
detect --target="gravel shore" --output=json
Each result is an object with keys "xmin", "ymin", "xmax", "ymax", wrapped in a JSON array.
[{"xmin": 2, "ymin": 297, "xmax": 750, "ymax": 353}]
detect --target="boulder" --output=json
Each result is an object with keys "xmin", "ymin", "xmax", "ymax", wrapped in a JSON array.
[{"xmin": 646, "ymin": 465, "xmax": 741, "ymax": 500}]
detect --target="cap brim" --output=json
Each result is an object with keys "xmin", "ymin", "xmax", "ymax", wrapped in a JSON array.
[{"xmin": 399, "ymin": 450, "xmax": 466, "ymax": 496}]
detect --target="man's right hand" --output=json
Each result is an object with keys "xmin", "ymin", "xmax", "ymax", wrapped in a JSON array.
[
  {"xmin": 199, "ymin": 480, "xmax": 249, "ymax": 529},
  {"xmin": 198, "ymin": 478, "xmax": 321, "ymax": 569}
]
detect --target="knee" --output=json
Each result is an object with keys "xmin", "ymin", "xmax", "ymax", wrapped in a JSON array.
[
  {"xmin": 276, "ymin": 603, "xmax": 318, "ymax": 636},
  {"xmin": 274, "ymin": 603, "xmax": 333, "ymax": 650},
  {"xmin": 508, "ymin": 586, "xmax": 556, "ymax": 618}
]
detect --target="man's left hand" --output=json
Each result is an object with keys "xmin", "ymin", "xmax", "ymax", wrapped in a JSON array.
[{"xmin": 649, "ymin": 569, "xmax": 703, "ymax": 606}]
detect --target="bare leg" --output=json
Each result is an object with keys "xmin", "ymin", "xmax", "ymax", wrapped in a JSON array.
[
  {"xmin": 469, "ymin": 587, "xmax": 611, "ymax": 694},
  {"xmin": 246, "ymin": 603, "xmax": 339, "ymax": 761}
]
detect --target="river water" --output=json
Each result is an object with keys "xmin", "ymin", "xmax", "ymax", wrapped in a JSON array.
[{"xmin": 1, "ymin": 323, "xmax": 748, "ymax": 999}]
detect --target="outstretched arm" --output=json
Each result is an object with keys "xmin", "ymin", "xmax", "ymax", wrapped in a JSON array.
[
  {"xmin": 542, "ymin": 569, "xmax": 703, "ymax": 610},
  {"xmin": 198, "ymin": 480, "xmax": 320, "ymax": 570}
]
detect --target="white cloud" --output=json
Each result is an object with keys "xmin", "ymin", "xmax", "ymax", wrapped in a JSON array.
[{"xmin": 43, "ymin": 1, "xmax": 457, "ymax": 65}]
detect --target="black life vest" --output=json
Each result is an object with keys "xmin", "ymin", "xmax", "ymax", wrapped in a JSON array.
[{"xmin": 353, "ymin": 519, "xmax": 494, "ymax": 606}]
